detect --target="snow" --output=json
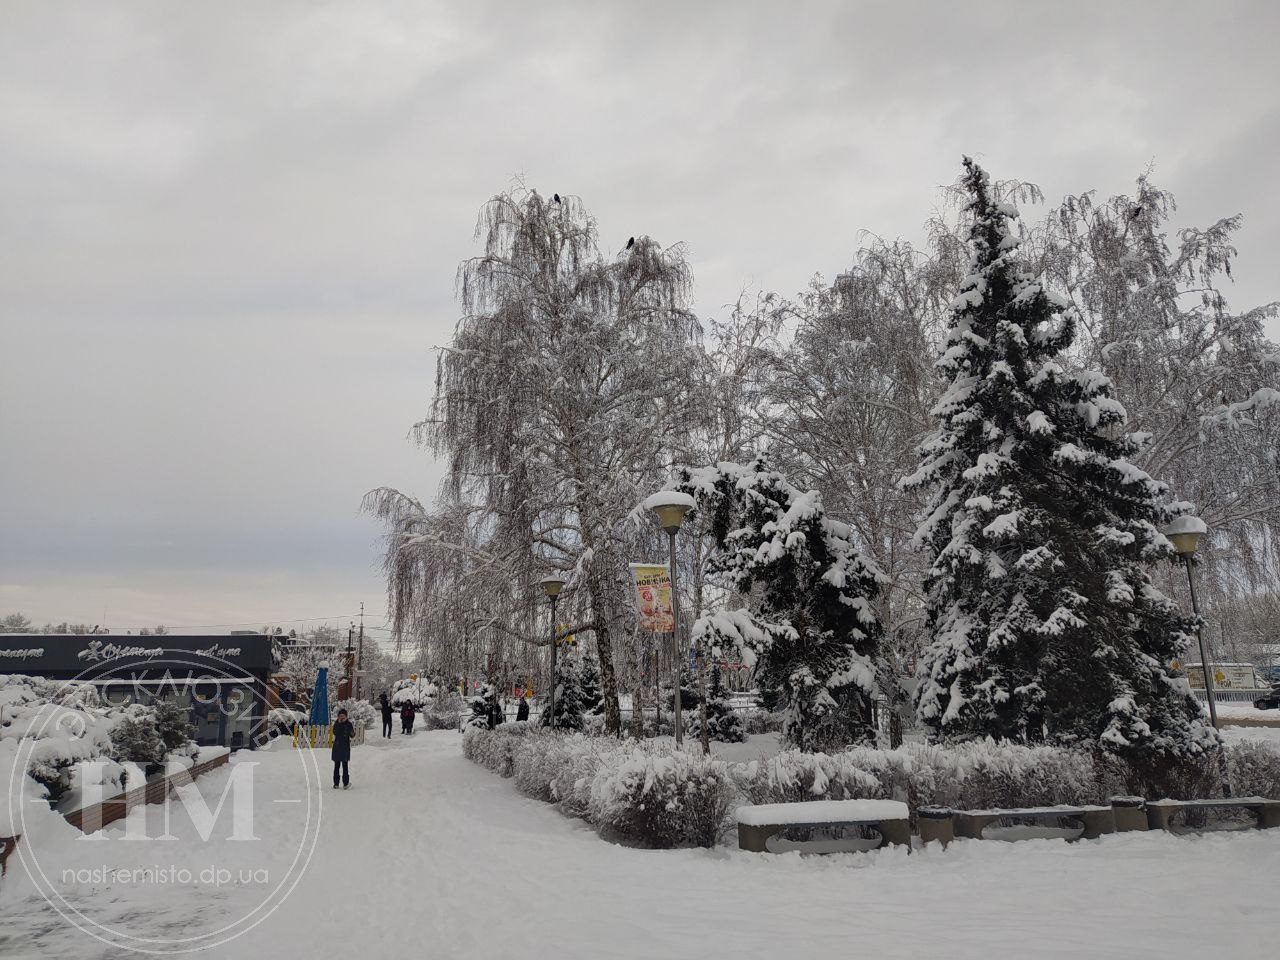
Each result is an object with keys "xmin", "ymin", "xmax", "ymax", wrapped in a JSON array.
[
  {"xmin": 737, "ymin": 799, "xmax": 908, "ymax": 825},
  {"xmin": 1, "ymin": 732, "xmax": 1277, "ymax": 959},
  {"xmin": 642, "ymin": 490, "xmax": 696, "ymax": 510}
]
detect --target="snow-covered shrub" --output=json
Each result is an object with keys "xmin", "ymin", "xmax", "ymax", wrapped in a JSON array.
[
  {"xmin": 390, "ymin": 676, "xmax": 438, "ymax": 708},
  {"xmin": 335, "ymin": 698, "xmax": 377, "ymax": 730},
  {"xmin": 898, "ymin": 740, "xmax": 1111, "ymax": 810},
  {"xmin": 549, "ymin": 738, "xmax": 612, "ymax": 819},
  {"xmin": 1228, "ymin": 741, "xmax": 1280, "ymax": 799},
  {"xmin": 421, "ymin": 693, "xmax": 464, "ymax": 730},
  {"xmin": 510, "ymin": 732, "xmax": 594, "ymax": 803},
  {"xmin": 745, "ymin": 740, "xmax": 1109, "ymax": 811},
  {"xmin": 743, "ymin": 748, "xmax": 897, "ymax": 805},
  {"xmin": 589, "ymin": 745, "xmax": 734, "ymax": 848},
  {"xmin": 461, "ymin": 722, "xmax": 530, "ymax": 776},
  {"xmin": 153, "ymin": 699, "xmax": 198, "ymax": 760},
  {"xmin": 110, "ymin": 705, "xmax": 167, "ymax": 768},
  {"xmin": 2, "ymin": 675, "xmax": 119, "ymax": 804}
]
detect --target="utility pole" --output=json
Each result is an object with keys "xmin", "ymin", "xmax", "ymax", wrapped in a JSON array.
[
  {"xmin": 355, "ymin": 602, "xmax": 365, "ymax": 701},
  {"xmin": 345, "ymin": 622, "xmax": 355, "ymax": 701}
]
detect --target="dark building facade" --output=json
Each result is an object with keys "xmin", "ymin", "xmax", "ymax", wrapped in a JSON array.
[{"xmin": 0, "ymin": 633, "xmax": 275, "ymax": 749}]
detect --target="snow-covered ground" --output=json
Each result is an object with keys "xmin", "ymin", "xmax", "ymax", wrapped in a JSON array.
[{"xmin": 2, "ymin": 730, "xmax": 1276, "ymax": 959}]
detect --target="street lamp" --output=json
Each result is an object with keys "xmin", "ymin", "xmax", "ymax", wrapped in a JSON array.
[
  {"xmin": 645, "ymin": 491, "xmax": 699, "ymax": 749},
  {"xmin": 1164, "ymin": 513, "xmax": 1231, "ymax": 797},
  {"xmin": 540, "ymin": 575, "xmax": 566, "ymax": 728}
]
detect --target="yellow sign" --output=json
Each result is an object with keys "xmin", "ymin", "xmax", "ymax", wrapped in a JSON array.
[
  {"xmin": 629, "ymin": 563, "xmax": 675, "ymax": 633},
  {"xmin": 556, "ymin": 624, "xmax": 576, "ymax": 647}
]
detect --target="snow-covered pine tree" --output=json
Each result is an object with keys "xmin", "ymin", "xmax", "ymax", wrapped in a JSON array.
[
  {"xmin": 110, "ymin": 709, "xmax": 167, "ymax": 766},
  {"xmin": 903, "ymin": 157, "xmax": 1219, "ymax": 772},
  {"xmin": 153, "ymin": 699, "xmax": 197, "ymax": 759},
  {"xmin": 676, "ymin": 458, "xmax": 883, "ymax": 752},
  {"xmin": 540, "ymin": 656, "xmax": 585, "ymax": 731},
  {"xmin": 465, "ymin": 683, "xmax": 505, "ymax": 730},
  {"xmin": 577, "ymin": 651, "xmax": 603, "ymax": 716},
  {"xmin": 692, "ymin": 664, "xmax": 745, "ymax": 743}
]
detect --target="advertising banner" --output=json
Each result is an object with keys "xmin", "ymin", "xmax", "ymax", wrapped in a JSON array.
[{"xmin": 629, "ymin": 563, "xmax": 675, "ymax": 633}]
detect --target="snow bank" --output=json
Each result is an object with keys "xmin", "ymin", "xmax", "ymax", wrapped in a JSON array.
[{"xmin": 737, "ymin": 799, "xmax": 908, "ymax": 825}]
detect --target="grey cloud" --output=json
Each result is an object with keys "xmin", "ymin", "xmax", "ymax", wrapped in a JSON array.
[{"xmin": 2, "ymin": 0, "xmax": 1277, "ymax": 628}]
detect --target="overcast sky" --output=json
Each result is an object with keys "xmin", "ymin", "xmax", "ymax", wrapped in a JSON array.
[{"xmin": 2, "ymin": 0, "xmax": 1278, "ymax": 639}]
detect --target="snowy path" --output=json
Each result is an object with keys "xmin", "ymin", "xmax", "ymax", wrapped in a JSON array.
[{"xmin": 2, "ymin": 730, "xmax": 1277, "ymax": 959}]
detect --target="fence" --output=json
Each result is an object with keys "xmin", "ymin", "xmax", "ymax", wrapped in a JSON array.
[{"xmin": 290, "ymin": 723, "xmax": 368, "ymax": 749}]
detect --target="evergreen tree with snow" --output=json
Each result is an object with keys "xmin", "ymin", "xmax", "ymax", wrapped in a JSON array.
[
  {"xmin": 577, "ymin": 651, "xmax": 604, "ymax": 716},
  {"xmin": 153, "ymin": 699, "xmax": 196, "ymax": 759},
  {"xmin": 692, "ymin": 664, "xmax": 745, "ymax": 743},
  {"xmin": 110, "ymin": 709, "xmax": 166, "ymax": 766},
  {"xmin": 903, "ymin": 158, "xmax": 1219, "ymax": 773},
  {"xmin": 465, "ymin": 683, "xmax": 505, "ymax": 730},
  {"xmin": 539, "ymin": 655, "xmax": 586, "ymax": 731},
  {"xmin": 675, "ymin": 458, "xmax": 883, "ymax": 752}
]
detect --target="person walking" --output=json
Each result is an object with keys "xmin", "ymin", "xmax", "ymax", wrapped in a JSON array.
[
  {"xmin": 516, "ymin": 696, "xmax": 530, "ymax": 722},
  {"xmin": 331, "ymin": 708, "xmax": 355, "ymax": 790},
  {"xmin": 400, "ymin": 702, "xmax": 414, "ymax": 735},
  {"xmin": 379, "ymin": 693, "xmax": 394, "ymax": 739},
  {"xmin": 405, "ymin": 701, "xmax": 417, "ymax": 735}
]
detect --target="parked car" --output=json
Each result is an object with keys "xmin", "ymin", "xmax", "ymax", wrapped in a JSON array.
[{"xmin": 1252, "ymin": 683, "xmax": 1280, "ymax": 711}]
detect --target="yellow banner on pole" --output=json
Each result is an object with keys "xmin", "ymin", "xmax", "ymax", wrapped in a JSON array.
[{"xmin": 629, "ymin": 563, "xmax": 675, "ymax": 633}]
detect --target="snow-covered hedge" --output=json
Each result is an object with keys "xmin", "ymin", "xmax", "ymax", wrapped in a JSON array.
[
  {"xmin": 589, "ymin": 746, "xmax": 734, "ymax": 848},
  {"xmin": 464, "ymin": 726, "xmax": 734, "ymax": 848},
  {"xmin": 1227, "ymin": 741, "xmax": 1280, "ymax": 800},
  {"xmin": 464, "ymin": 726, "xmax": 1280, "ymax": 847},
  {"xmin": 744, "ymin": 740, "xmax": 1114, "ymax": 811}
]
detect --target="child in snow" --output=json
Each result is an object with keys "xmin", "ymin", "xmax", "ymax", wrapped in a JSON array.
[
  {"xmin": 400, "ymin": 702, "xmax": 415, "ymax": 735},
  {"xmin": 332, "ymin": 708, "xmax": 355, "ymax": 789}
]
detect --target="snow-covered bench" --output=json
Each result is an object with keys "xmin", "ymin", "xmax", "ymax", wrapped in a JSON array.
[
  {"xmin": 736, "ymin": 800, "xmax": 910, "ymax": 854},
  {"xmin": 1146, "ymin": 797, "xmax": 1280, "ymax": 833},
  {"xmin": 952, "ymin": 805, "xmax": 1116, "ymax": 841}
]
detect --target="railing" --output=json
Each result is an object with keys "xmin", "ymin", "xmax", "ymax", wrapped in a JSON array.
[{"xmin": 1192, "ymin": 689, "xmax": 1269, "ymax": 703}]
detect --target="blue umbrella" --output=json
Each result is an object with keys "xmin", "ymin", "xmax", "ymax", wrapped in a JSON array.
[{"xmin": 308, "ymin": 666, "xmax": 330, "ymax": 726}]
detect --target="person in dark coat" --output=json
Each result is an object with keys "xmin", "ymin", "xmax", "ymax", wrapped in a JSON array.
[
  {"xmin": 378, "ymin": 693, "xmax": 394, "ymax": 738},
  {"xmin": 331, "ymin": 708, "xmax": 355, "ymax": 789},
  {"xmin": 516, "ymin": 696, "xmax": 530, "ymax": 722},
  {"xmin": 400, "ymin": 702, "xmax": 415, "ymax": 735}
]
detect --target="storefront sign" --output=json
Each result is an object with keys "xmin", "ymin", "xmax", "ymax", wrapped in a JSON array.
[{"xmin": 0, "ymin": 635, "xmax": 272, "ymax": 675}]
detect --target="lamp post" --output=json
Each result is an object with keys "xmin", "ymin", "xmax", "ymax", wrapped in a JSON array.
[
  {"xmin": 540, "ymin": 576, "xmax": 566, "ymax": 728},
  {"xmin": 645, "ymin": 491, "xmax": 698, "ymax": 749},
  {"xmin": 1164, "ymin": 514, "xmax": 1231, "ymax": 797}
]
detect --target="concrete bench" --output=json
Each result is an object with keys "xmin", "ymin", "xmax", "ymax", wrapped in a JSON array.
[
  {"xmin": 736, "ymin": 799, "xmax": 911, "ymax": 854},
  {"xmin": 1146, "ymin": 797, "xmax": 1280, "ymax": 833},
  {"xmin": 953, "ymin": 805, "xmax": 1115, "ymax": 841}
]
